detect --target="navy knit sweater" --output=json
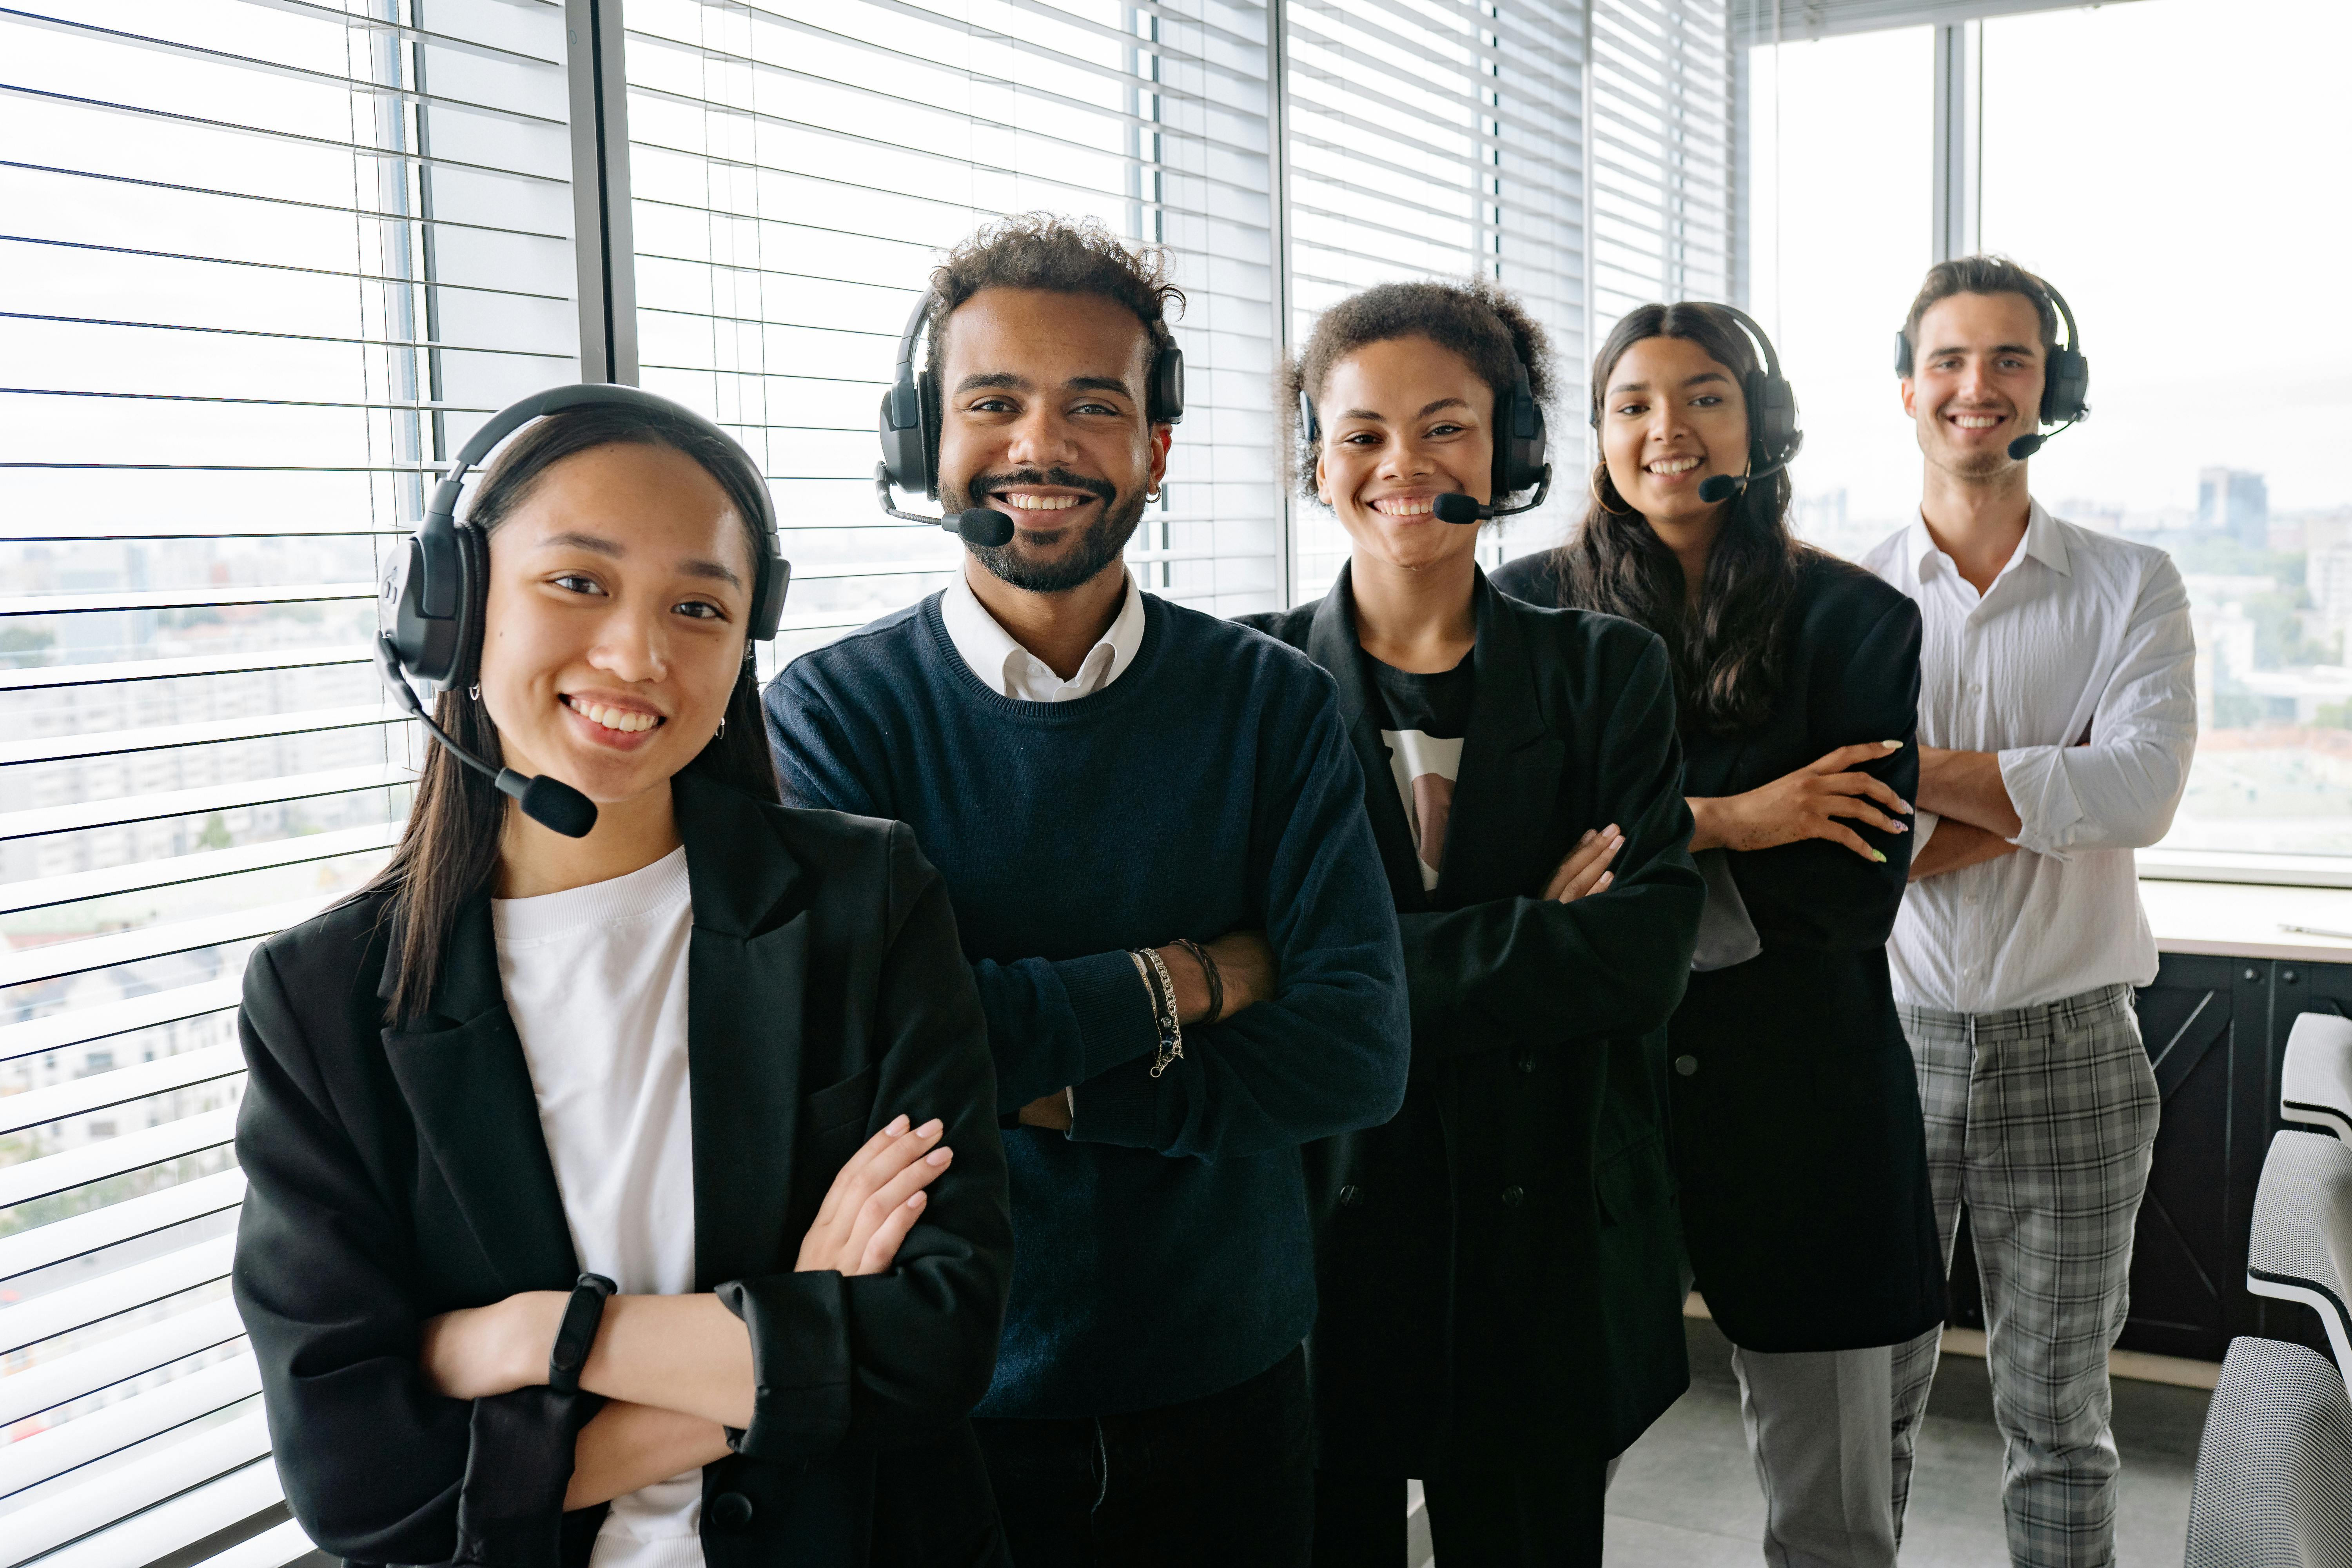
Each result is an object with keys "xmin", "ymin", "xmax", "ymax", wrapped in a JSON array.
[{"xmin": 764, "ymin": 589, "xmax": 1410, "ymax": 1418}]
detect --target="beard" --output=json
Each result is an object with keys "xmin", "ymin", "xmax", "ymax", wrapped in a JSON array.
[
  {"xmin": 1924, "ymin": 405, "xmax": 2021, "ymax": 479},
  {"xmin": 949, "ymin": 466, "xmax": 1146, "ymax": 593}
]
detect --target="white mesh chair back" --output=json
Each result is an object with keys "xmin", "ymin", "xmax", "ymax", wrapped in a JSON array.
[
  {"xmin": 2251, "ymin": 1129, "xmax": 2352, "ymax": 1386},
  {"xmin": 2287, "ymin": 1013, "xmax": 2352, "ymax": 1141},
  {"xmin": 2185, "ymin": 1336, "xmax": 2352, "ymax": 1567}
]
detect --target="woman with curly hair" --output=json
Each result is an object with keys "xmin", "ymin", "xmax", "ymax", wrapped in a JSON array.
[{"xmin": 1240, "ymin": 279, "xmax": 1704, "ymax": 1566}]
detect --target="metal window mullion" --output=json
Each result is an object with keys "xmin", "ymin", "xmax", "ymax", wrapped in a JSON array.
[{"xmin": 568, "ymin": 0, "xmax": 636, "ymax": 383}]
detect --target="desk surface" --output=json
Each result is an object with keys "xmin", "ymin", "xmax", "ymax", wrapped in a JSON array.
[{"xmin": 2145, "ymin": 878, "xmax": 2352, "ymax": 963}]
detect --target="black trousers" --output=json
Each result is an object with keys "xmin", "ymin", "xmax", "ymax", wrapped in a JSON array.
[
  {"xmin": 1310, "ymin": 1461, "xmax": 1607, "ymax": 1568},
  {"xmin": 974, "ymin": 1345, "xmax": 1314, "ymax": 1568}
]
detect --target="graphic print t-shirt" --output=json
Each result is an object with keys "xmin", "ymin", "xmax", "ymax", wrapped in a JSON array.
[{"xmin": 1362, "ymin": 650, "xmax": 1475, "ymax": 892}]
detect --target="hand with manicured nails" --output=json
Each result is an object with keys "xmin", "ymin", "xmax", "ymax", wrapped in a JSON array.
[
  {"xmin": 1545, "ymin": 825, "xmax": 1623, "ymax": 902},
  {"xmin": 793, "ymin": 1114, "xmax": 953, "ymax": 1277},
  {"xmin": 1688, "ymin": 740, "xmax": 1914, "ymax": 863}
]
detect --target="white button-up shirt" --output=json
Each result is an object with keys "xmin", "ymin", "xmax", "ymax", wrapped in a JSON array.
[
  {"xmin": 1861, "ymin": 501, "xmax": 2196, "ymax": 1013},
  {"xmin": 940, "ymin": 566, "xmax": 1146, "ymax": 701}
]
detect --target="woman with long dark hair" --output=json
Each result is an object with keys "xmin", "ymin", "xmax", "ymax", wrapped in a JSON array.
[
  {"xmin": 1241, "ymin": 279, "xmax": 1704, "ymax": 1566},
  {"xmin": 1493, "ymin": 304, "xmax": 1942, "ymax": 1568},
  {"xmin": 231, "ymin": 398, "xmax": 1013, "ymax": 1567}
]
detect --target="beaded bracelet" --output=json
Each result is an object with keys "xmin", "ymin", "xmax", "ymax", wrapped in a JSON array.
[{"xmin": 1134, "ymin": 946, "xmax": 1185, "ymax": 1077}]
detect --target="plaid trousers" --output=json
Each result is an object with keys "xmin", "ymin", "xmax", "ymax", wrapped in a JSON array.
[{"xmin": 1887, "ymin": 982, "xmax": 2160, "ymax": 1568}]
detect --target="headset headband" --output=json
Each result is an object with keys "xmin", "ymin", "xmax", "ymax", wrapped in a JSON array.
[{"xmin": 409, "ymin": 382, "xmax": 787, "ymax": 641}]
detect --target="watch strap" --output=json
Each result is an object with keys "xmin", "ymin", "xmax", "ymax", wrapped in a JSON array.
[{"xmin": 547, "ymin": 1272, "xmax": 617, "ymax": 1394}]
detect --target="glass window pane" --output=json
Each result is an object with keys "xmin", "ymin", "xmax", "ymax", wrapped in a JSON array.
[
  {"xmin": 1981, "ymin": 0, "xmax": 2352, "ymax": 856},
  {"xmin": 1742, "ymin": 24, "xmax": 1933, "ymax": 561}
]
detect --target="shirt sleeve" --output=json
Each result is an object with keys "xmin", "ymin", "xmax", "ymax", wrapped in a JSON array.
[
  {"xmin": 763, "ymin": 665, "xmax": 1160, "ymax": 1115},
  {"xmin": 1998, "ymin": 552, "xmax": 2197, "ymax": 858},
  {"xmin": 1394, "ymin": 635, "xmax": 1704, "ymax": 1060},
  {"xmin": 1062, "ymin": 677, "xmax": 1412, "ymax": 1161},
  {"xmin": 1720, "ymin": 592, "xmax": 1923, "ymax": 952},
  {"xmin": 231, "ymin": 947, "xmax": 599, "ymax": 1566}
]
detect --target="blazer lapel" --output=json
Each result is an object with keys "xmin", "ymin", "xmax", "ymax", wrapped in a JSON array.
[
  {"xmin": 380, "ymin": 900, "xmax": 579, "ymax": 1294},
  {"xmin": 1437, "ymin": 572, "xmax": 1564, "ymax": 904},
  {"xmin": 675, "ymin": 773, "xmax": 811, "ymax": 1289},
  {"xmin": 1307, "ymin": 563, "xmax": 1429, "ymax": 909}
]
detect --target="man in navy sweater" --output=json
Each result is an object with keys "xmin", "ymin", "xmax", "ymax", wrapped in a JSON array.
[{"xmin": 762, "ymin": 214, "xmax": 1410, "ymax": 1564}]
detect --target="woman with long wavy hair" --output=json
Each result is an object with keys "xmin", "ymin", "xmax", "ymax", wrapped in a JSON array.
[{"xmin": 1494, "ymin": 303, "xmax": 1942, "ymax": 1568}]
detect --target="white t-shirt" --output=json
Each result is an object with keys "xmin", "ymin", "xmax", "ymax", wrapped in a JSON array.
[{"xmin": 494, "ymin": 846, "xmax": 704, "ymax": 1568}]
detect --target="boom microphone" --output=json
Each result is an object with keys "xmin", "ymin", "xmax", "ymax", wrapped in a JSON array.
[
  {"xmin": 374, "ymin": 635, "xmax": 599, "ymax": 838},
  {"xmin": 2008, "ymin": 431, "xmax": 2049, "ymax": 461},
  {"xmin": 873, "ymin": 465, "xmax": 1016, "ymax": 546},
  {"xmin": 1697, "ymin": 452, "xmax": 1796, "ymax": 505},
  {"xmin": 1432, "ymin": 465, "xmax": 1553, "ymax": 525}
]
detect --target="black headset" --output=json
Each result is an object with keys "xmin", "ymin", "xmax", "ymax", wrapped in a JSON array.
[
  {"xmin": 1298, "ymin": 346, "xmax": 1553, "ymax": 525},
  {"xmin": 377, "ymin": 382, "xmax": 789, "ymax": 838},
  {"xmin": 876, "ymin": 295, "xmax": 1185, "ymax": 545},
  {"xmin": 1590, "ymin": 303, "xmax": 1803, "ymax": 505},
  {"xmin": 1894, "ymin": 275, "xmax": 2089, "ymax": 459}
]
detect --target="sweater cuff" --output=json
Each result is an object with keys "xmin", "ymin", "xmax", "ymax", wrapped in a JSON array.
[
  {"xmin": 1058, "ymin": 948, "xmax": 1163, "ymax": 1080},
  {"xmin": 1065, "ymin": 1054, "xmax": 1160, "ymax": 1149}
]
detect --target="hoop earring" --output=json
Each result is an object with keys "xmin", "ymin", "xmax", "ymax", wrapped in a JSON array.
[
  {"xmin": 1590, "ymin": 463, "xmax": 1633, "ymax": 518},
  {"xmin": 717, "ymin": 715, "xmax": 727, "ymax": 739},
  {"xmin": 467, "ymin": 683, "xmax": 481, "ymax": 701}
]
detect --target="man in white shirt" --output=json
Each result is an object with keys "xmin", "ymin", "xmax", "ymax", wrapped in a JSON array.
[{"xmin": 1861, "ymin": 256, "xmax": 2196, "ymax": 1568}]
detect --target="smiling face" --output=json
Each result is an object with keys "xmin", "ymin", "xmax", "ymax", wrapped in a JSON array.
[
  {"xmin": 1902, "ymin": 289, "xmax": 2049, "ymax": 481},
  {"xmin": 1313, "ymin": 335, "xmax": 1494, "ymax": 573},
  {"xmin": 934, "ymin": 286, "xmax": 1172, "ymax": 594},
  {"xmin": 475, "ymin": 440, "xmax": 754, "ymax": 809},
  {"xmin": 1597, "ymin": 334, "xmax": 1750, "ymax": 527}
]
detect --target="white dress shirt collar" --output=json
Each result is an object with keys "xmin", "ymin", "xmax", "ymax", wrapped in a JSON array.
[
  {"xmin": 940, "ymin": 564, "xmax": 1146, "ymax": 702},
  {"xmin": 1904, "ymin": 497, "xmax": 2074, "ymax": 610}
]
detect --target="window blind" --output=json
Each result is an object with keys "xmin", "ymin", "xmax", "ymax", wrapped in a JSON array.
[
  {"xmin": 1281, "ymin": 0, "xmax": 1589, "ymax": 597},
  {"xmin": 622, "ymin": 0, "xmax": 1287, "ymax": 670},
  {"xmin": 1589, "ymin": 0, "xmax": 1733, "ymax": 333},
  {"xmin": 1729, "ymin": 0, "xmax": 2139, "ymax": 42},
  {"xmin": 0, "ymin": 2, "xmax": 577, "ymax": 1563}
]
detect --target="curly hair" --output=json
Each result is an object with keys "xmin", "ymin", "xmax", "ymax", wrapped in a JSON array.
[
  {"xmin": 1279, "ymin": 276, "xmax": 1555, "ymax": 498},
  {"xmin": 924, "ymin": 213, "xmax": 1185, "ymax": 393}
]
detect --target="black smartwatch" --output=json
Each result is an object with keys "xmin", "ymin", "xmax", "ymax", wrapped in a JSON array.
[{"xmin": 547, "ymin": 1272, "xmax": 618, "ymax": 1394}]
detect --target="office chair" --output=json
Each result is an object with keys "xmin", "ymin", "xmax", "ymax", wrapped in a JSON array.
[
  {"xmin": 2185, "ymin": 1335, "xmax": 2352, "ymax": 1567},
  {"xmin": 2285, "ymin": 1013, "xmax": 2352, "ymax": 1142}
]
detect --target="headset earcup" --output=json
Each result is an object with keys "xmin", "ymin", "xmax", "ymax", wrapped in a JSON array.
[
  {"xmin": 390, "ymin": 531, "xmax": 466, "ymax": 689},
  {"xmin": 1893, "ymin": 329, "xmax": 1915, "ymax": 379},
  {"xmin": 451, "ymin": 524, "xmax": 488, "ymax": 691},
  {"xmin": 1152, "ymin": 346, "xmax": 1186, "ymax": 425},
  {"xmin": 1496, "ymin": 394, "xmax": 1547, "ymax": 497},
  {"xmin": 2043, "ymin": 347, "xmax": 2090, "ymax": 425},
  {"xmin": 878, "ymin": 377, "xmax": 930, "ymax": 497}
]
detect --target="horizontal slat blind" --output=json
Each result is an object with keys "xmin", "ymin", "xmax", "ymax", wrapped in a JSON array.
[
  {"xmin": 623, "ymin": 0, "xmax": 1284, "ymax": 672},
  {"xmin": 1282, "ymin": 0, "xmax": 1588, "ymax": 597},
  {"xmin": 1589, "ymin": 0, "xmax": 1733, "ymax": 335},
  {"xmin": 1729, "ymin": 0, "xmax": 2139, "ymax": 41},
  {"xmin": 0, "ymin": 2, "xmax": 576, "ymax": 1563}
]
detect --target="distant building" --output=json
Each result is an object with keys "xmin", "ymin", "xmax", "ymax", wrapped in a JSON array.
[
  {"xmin": 2199, "ymin": 466, "xmax": 2270, "ymax": 548},
  {"xmin": 2314, "ymin": 546, "xmax": 2352, "ymax": 659}
]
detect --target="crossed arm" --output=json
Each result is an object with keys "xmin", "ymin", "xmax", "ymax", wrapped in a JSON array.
[{"xmin": 1909, "ymin": 747, "xmax": 2024, "ymax": 881}]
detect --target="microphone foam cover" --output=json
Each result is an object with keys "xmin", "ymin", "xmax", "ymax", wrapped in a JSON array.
[
  {"xmin": 955, "ymin": 508, "xmax": 1016, "ymax": 548},
  {"xmin": 1697, "ymin": 474, "xmax": 1740, "ymax": 504},
  {"xmin": 1432, "ymin": 493, "xmax": 1486, "ymax": 526},
  {"xmin": 2007, "ymin": 432, "xmax": 2046, "ymax": 461},
  {"xmin": 519, "ymin": 774, "xmax": 598, "ymax": 839}
]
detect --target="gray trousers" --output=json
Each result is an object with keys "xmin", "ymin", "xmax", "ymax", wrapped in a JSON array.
[
  {"xmin": 1730, "ymin": 1344, "xmax": 1900, "ymax": 1568},
  {"xmin": 1888, "ymin": 983, "xmax": 2160, "ymax": 1568}
]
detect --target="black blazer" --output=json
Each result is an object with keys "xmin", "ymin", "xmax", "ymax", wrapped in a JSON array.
[
  {"xmin": 230, "ymin": 772, "xmax": 1015, "ymax": 1568},
  {"xmin": 1239, "ymin": 566, "xmax": 1705, "ymax": 1471},
  {"xmin": 1495, "ymin": 548, "xmax": 1944, "ymax": 1352}
]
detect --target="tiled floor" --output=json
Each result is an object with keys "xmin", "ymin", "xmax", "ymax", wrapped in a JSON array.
[{"xmin": 1600, "ymin": 1319, "xmax": 2211, "ymax": 1568}]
